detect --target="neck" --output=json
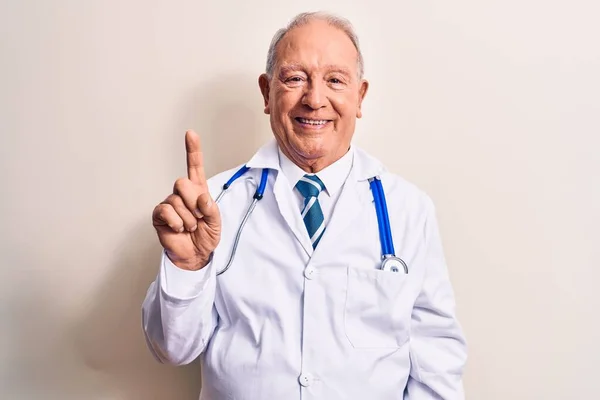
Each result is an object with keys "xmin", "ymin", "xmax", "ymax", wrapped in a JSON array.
[{"xmin": 281, "ymin": 146, "xmax": 350, "ymax": 173}]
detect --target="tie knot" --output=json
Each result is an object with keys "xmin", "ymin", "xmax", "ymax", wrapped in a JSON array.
[{"xmin": 295, "ymin": 174, "xmax": 325, "ymax": 199}]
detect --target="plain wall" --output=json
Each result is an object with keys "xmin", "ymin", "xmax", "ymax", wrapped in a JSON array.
[{"xmin": 1, "ymin": 0, "xmax": 598, "ymax": 399}]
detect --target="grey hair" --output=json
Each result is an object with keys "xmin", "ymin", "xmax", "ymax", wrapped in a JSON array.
[{"xmin": 265, "ymin": 11, "xmax": 364, "ymax": 79}]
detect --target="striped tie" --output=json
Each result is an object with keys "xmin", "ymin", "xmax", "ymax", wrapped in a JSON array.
[{"xmin": 295, "ymin": 174, "xmax": 326, "ymax": 249}]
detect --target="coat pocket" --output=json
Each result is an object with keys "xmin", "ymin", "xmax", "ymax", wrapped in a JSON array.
[{"xmin": 343, "ymin": 265, "xmax": 411, "ymax": 349}]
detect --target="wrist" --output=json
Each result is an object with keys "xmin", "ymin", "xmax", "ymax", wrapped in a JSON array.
[{"xmin": 166, "ymin": 251, "xmax": 212, "ymax": 271}]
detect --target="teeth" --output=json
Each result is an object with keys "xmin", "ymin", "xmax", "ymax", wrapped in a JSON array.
[{"xmin": 298, "ymin": 118, "xmax": 328, "ymax": 125}]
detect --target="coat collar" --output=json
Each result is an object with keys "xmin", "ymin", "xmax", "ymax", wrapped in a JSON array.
[
  {"xmin": 244, "ymin": 137, "xmax": 386, "ymax": 258},
  {"xmin": 245, "ymin": 138, "xmax": 281, "ymax": 171},
  {"xmin": 245, "ymin": 138, "xmax": 386, "ymax": 181}
]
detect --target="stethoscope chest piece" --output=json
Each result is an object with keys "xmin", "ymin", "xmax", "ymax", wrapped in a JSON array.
[{"xmin": 380, "ymin": 255, "xmax": 409, "ymax": 274}]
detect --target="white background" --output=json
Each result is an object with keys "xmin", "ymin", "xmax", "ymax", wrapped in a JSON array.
[{"xmin": 1, "ymin": 0, "xmax": 598, "ymax": 399}]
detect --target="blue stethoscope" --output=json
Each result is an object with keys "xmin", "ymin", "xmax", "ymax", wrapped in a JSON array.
[{"xmin": 214, "ymin": 166, "xmax": 408, "ymax": 276}]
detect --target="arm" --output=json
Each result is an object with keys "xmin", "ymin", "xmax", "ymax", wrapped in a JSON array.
[
  {"xmin": 405, "ymin": 199, "xmax": 468, "ymax": 399},
  {"xmin": 142, "ymin": 130, "xmax": 221, "ymax": 366},
  {"xmin": 142, "ymin": 251, "xmax": 218, "ymax": 365}
]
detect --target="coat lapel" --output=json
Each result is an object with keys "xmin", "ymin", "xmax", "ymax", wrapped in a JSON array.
[
  {"xmin": 272, "ymin": 171, "xmax": 314, "ymax": 256},
  {"xmin": 246, "ymin": 139, "xmax": 313, "ymax": 256},
  {"xmin": 244, "ymin": 140, "xmax": 386, "ymax": 260},
  {"xmin": 311, "ymin": 147, "xmax": 385, "ymax": 260}
]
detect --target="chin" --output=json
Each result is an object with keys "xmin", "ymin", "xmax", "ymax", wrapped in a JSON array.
[{"xmin": 290, "ymin": 136, "xmax": 329, "ymax": 160}]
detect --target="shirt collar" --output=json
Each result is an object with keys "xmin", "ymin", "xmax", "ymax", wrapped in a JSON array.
[
  {"xmin": 245, "ymin": 137, "xmax": 384, "ymax": 184},
  {"xmin": 278, "ymin": 145, "xmax": 354, "ymax": 197}
]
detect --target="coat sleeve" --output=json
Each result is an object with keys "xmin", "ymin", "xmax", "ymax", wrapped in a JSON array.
[
  {"xmin": 141, "ymin": 250, "xmax": 218, "ymax": 366},
  {"xmin": 404, "ymin": 198, "xmax": 468, "ymax": 399}
]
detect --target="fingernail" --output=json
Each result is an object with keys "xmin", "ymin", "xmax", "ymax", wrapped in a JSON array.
[
  {"xmin": 190, "ymin": 225, "xmax": 197, "ymax": 232},
  {"xmin": 195, "ymin": 209, "xmax": 203, "ymax": 218},
  {"xmin": 178, "ymin": 226, "xmax": 185, "ymax": 233}
]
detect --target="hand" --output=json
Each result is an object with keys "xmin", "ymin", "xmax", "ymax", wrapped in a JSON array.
[{"xmin": 152, "ymin": 130, "xmax": 221, "ymax": 271}]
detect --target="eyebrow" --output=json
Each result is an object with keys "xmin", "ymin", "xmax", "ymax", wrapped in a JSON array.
[
  {"xmin": 278, "ymin": 64, "xmax": 304, "ymax": 76},
  {"xmin": 278, "ymin": 63, "xmax": 353, "ymax": 77}
]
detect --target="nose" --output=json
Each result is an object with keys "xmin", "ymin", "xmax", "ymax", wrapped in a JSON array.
[{"xmin": 301, "ymin": 81, "xmax": 326, "ymax": 110}]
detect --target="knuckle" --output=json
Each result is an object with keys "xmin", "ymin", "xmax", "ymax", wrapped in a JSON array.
[
  {"xmin": 173, "ymin": 177, "xmax": 189, "ymax": 193},
  {"xmin": 156, "ymin": 203, "xmax": 171, "ymax": 218},
  {"xmin": 165, "ymin": 194, "xmax": 183, "ymax": 206},
  {"xmin": 153, "ymin": 203, "xmax": 166, "ymax": 214},
  {"xmin": 164, "ymin": 210, "xmax": 180, "ymax": 224},
  {"xmin": 183, "ymin": 215, "xmax": 197, "ymax": 226},
  {"xmin": 175, "ymin": 203, "xmax": 192, "ymax": 217}
]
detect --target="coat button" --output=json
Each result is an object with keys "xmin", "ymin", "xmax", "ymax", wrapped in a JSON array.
[
  {"xmin": 304, "ymin": 266, "xmax": 317, "ymax": 280},
  {"xmin": 298, "ymin": 372, "xmax": 314, "ymax": 387}
]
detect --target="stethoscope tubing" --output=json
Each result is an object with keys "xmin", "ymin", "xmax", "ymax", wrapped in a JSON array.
[
  {"xmin": 214, "ymin": 167, "xmax": 406, "ymax": 276},
  {"xmin": 215, "ymin": 168, "xmax": 269, "ymax": 275},
  {"xmin": 374, "ymin": 177, "xmax": 396, "ymax": 256},
  {"xmin": 369, "ymin": 177, "xmax": 395, "ymax": 256},
  {"xmin": 216, "ymin": 197, "xmax": 259, "ymax": 276}
]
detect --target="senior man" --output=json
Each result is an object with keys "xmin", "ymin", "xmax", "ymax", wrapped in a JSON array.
[{"xmin": 143, "ymin": 11, "xmax": 467, "ymax": 400}]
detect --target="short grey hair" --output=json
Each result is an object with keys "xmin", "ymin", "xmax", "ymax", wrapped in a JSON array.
[{"xmin": 265, "ymin": 12, "xmax": 364, "ymax": 79}]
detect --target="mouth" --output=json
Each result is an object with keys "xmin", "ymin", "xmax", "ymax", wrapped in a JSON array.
[{"xmin": 294, "ymin": 117, "xmax": 333, "ymax": 129}]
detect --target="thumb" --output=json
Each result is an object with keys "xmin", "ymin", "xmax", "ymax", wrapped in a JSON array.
[{"xmin": 197, "ymin": 192, "xmax": 220, "ymax": 227}]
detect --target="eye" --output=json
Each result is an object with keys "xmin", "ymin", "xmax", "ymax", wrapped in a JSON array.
[
  {"xmin": 328, "ymin": 76, "xmax": 348, "ymax": 87},
  {"xmin": 283, "ymin": 76, "xmax": 306, "ymax": 87}
]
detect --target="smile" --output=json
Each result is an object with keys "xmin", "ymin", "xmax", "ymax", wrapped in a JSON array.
[{"xmin": 294, "ymin": 117, "xmax": 332, "ymax": 126}]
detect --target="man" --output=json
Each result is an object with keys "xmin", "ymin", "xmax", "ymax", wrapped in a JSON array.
[{"xmin": 142, "ymin": 11, "xmax": 467, "ymax": 400}]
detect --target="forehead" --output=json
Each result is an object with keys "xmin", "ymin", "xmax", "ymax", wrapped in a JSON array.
[{"xmin": 275, "ymin": 20, "xmax": 359, "ymax": 74}]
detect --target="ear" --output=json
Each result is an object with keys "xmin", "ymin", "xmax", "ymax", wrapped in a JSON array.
[
  {"xmin": 356, "ymin": 79, "xmax": 369, "ymax": 119},
  {"xmin": 258, "ymin": 74, "xmax": 271, "ymax": 114}
]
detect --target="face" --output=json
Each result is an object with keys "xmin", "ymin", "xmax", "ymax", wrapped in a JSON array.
[{"xmin": 258, "ymin": 20, "xmax": 369, "ymax": 172}]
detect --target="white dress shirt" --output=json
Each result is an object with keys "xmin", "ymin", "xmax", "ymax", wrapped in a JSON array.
[{"xmin": 278, "ymin": 146, "xmax": 354, "ymax": 225}]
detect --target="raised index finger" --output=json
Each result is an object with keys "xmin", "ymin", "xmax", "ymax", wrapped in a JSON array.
[{"xmin": 185, "ymin": 130, "xmax": 206, "ymax": 185}]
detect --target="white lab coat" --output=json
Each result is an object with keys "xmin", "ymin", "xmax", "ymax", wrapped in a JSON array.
[{"xmin": 142, "ymin": 139, "xmax": 467, "ymax": 400}]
